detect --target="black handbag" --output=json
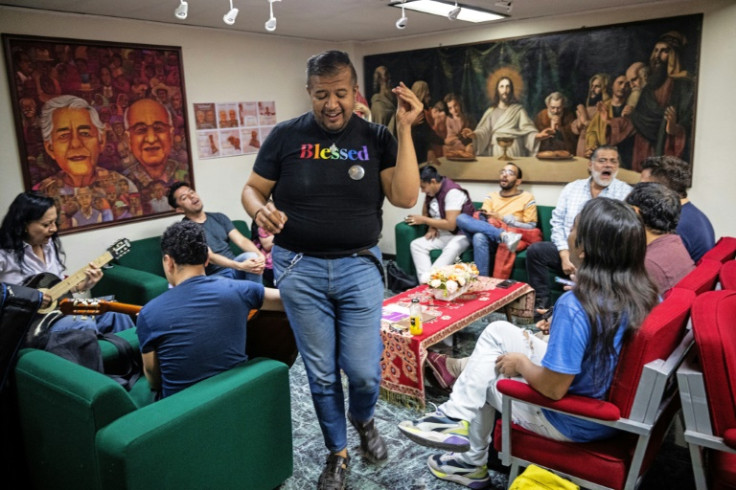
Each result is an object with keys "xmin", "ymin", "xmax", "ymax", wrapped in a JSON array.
[{"xmin": 386, "ymin": 260, "xmax": 418, "ymax": 293}]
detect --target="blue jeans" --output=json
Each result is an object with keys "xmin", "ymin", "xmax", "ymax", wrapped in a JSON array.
[
  {"xmin": 211, "ymin": 252, "xmax": 263, "ymax": 283},
  {"xmin": 272, "ymin": 245, "xmax": 384, "ymax": 453},
  {"xmin": 456, "ymin": 214, "xmax": 502, "ymax": 277},
  {"xmin": 50, "ymin": 312, "xmax": 134, "ymax": 334}
]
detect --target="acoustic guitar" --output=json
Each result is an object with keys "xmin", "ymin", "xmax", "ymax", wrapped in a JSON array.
[
  {"xmin": 58, "ymin": 298, "xmax": 299, "ymax": 368},
  {"xmin": 23, "ymin": 238, "xmax": 131, "ymax": 314}
]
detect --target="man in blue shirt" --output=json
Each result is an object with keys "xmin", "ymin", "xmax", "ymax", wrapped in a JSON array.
[
  {"xmin": 136, "ymin": 221, "xmax": 282, "ymax": 398},
  {"xmin": 640, "ymin": 155, "xmax": 715, "ymax": 262}
]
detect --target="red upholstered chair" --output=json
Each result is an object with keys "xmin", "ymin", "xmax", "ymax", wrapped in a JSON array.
[
  {"xmin": 677, "ymin": 290, "xmax": 736, "ymax": 490},
  {"xmin": 673, "ymin": 258, "xmax": 722, "ymax": 295},
  {"xmin": 493, "ymin": 287, "xmax": 696, "ymax": 489},
  {"xmin": 720, "ymin": 260, "xmax": 736, "ymax": 291},
  {"xmin": 701, "ymin": 236, "xmax": 736, "ymax": 264}
]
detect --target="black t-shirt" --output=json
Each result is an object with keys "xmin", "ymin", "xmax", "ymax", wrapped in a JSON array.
[{"xmin": 253, "ymin": 112, "xmax": 397, "ymax": 256}]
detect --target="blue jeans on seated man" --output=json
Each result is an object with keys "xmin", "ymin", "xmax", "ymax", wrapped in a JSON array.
[
  {"xmin": 455, "ymin": 213, "xmax": 502, "ymax": 277},
  {"xmin": 51, "ymin": 311, "xmax": 135, "ymax": 334},
  {"xmin": 211, "ymin": 251, "xmax": 263, "ymax": 283},
  {"xmin": 272, "ymin": 244, "xmax": 384, "ymax": 453}
]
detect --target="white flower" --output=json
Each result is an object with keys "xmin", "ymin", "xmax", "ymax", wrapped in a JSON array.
[
  {"xmin": 429, "ymin": 279, "xmax": 442, "ymax": 289},
  {"xmin": 446, "ymin": 280, "xmax": 459, "ymax": 293},
  {"xmin": 457, "ymin": 276, "xmax": 466, "ymax": 286}
]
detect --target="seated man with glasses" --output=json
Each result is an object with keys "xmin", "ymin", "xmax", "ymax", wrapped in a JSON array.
[
  {"xmin": 456, "ymin": 163, "xmax": 538, "ymax": 279},
  {"xmin": 525, "ymin": 145, "xmax": 632, "ymax": 314}
]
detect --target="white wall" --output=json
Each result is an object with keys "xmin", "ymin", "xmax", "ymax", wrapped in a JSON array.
[{"xmin": 1, "ymin": 2, "xmax": 734, "ymax": 272}]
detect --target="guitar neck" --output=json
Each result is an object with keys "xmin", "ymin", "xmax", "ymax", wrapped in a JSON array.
[
  {"xmin": 47, "ymin": 251, "xmax": 114, "ymax": 301},
  {"xmin": 59, "ymin": 298, "xmax": 142, "ymax": 316}
]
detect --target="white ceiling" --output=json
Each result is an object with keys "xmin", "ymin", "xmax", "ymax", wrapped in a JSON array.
[{"xmin": 0, "ymin": 0, "xmax": 689, "ymax": 43}]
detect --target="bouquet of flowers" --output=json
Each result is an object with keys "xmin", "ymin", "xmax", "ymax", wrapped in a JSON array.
[{"xmin": 428, "ymin": 263, "xmax": 479, "ymax": 301}]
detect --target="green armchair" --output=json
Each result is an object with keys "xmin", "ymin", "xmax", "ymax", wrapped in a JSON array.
[
  {"xmin": 14, "ymin": 329, "xmax": 293, "ymax": 490},
  {"xmin": 92, "ymin": 220, "xmax": 252, "ymax": 305},
  {"xmin": 394, "ymin": 204, "xmax": 555, "ymax": 284}
]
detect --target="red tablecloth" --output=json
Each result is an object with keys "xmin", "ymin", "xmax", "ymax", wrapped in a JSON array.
[{"xmin": 379, "ymin": 279, "xmax": 534, "ymax": 409}]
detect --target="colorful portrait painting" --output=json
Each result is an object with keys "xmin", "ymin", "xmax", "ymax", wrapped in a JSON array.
[{"xmin": 3, "ymin": 34, "xmax": 193, "ymax": 234}]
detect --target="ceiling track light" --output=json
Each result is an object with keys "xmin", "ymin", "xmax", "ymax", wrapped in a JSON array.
[
  {"xmin": 390, "ymin": 1, "xmax": 508, "ymax": 24},
  {"xmin": 265, "ymin": 0, "xmax": 281, "ymax": 32},
  {"xmin": 223, "ymin": 0, "xmax": 239, "ymax": 25},
  {"xmin": 494, "ymin": 0, "xmax": 513, "ymax": 14},
  {"xmin": 447, "ymin": 2, "xmax": 460, "ymax": 20},
  {"xmin": 396, "ymin": 6, "xmax": 408, "ymax": 29},
  {"xmin": 174, "ymin": 0, "xmax": 188, "ymax": 20}
]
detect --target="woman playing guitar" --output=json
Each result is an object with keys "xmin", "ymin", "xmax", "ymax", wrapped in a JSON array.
[{"xmin": 0, "ymin": 192, "xmax": 134, "ymax": 336}]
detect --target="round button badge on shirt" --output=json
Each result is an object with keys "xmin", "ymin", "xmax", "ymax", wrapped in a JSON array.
[{"xmin": 348, "ymin": 164, "xmax": 365, "ymax": 180}]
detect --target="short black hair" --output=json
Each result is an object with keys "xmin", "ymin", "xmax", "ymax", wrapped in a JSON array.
[
  {"xmin": 505, "ymin": 162, "xmax": 523, "ymax": 180},
  {"xmin": 306, "ymin": 50, "xmax": 357, "ymax": 88},
  {"xmin": 640, "ymin": 155, "xmax": 691, "ymax": 198},
  {"xmin": 625, "ymin": 182, "xmax": 681, "ymax": 234},
  {"xmin": 161, "ymin": 221, "xmax": 208, "ymax": 265},
  {"xmin": 167, "ymin": 181, "xmax": 190, "ymax": 209},
  {"xmin": 420, "ymin": 165, "xmax": 443, "ymax": 183}
]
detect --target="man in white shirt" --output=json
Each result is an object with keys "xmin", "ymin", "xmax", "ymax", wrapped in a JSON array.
[{"xmin": 526, "ymin": 145, "xmax": 632, "ymax": 311}]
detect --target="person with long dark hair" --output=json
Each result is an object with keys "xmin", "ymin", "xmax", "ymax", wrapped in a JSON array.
[
  {"xmin": 0, "ymin": 191, "xmax": 133, "ymax": 334},
  {"xmin": 398, "ymin": 197, "xmax": 659, "ymax": 488}
]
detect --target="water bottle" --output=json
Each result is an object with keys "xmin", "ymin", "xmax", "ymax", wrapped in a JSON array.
[{"xmin": 409, "ymin": 298, "xmax": 423, "ymax": 336}]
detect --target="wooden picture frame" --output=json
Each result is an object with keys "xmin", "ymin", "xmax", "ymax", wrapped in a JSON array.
[
  {"xmin": 2, "ymin": 34, "xmax": 193, "ymax": 233},
  {"xmin": 364, "ymin": 14, "xmax": 702, "ymax": 184}
]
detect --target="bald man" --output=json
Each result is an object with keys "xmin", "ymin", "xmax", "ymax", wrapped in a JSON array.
[{"xmin": 123, "ymin": 98, "xmax": 188, "ymax": 190}]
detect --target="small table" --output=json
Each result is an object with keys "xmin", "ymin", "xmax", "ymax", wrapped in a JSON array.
[{"xmin": 379, "ymin": 278, "xmax": 534, "ymax": 410}]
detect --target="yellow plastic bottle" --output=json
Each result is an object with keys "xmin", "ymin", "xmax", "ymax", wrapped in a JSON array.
[{"xmin": 409, "ymin": 298, "xmax": 423, "ymax": 336}]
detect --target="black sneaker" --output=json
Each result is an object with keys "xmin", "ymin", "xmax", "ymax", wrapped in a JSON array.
[
  {"xmin": 348, "ymin": 414, "xmax": 388, "ymax": 463},
  {"xmin": 317, "ymin": 453, "xmax": 349, "ymax": 490}
]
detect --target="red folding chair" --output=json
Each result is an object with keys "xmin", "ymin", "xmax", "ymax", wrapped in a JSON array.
[
  {"xmin": 673, "ymin": 258, "xmax": 722, "ymax": 295},
  {"xmin": 493, "ymin": 287, "xmax": 696, "ymax": 489},
  {"xmin": 720, "ymin": 260, "xmax": 736, "ymax": 291},
  {"xmin": 677, "ymin": 290, "xmax": 736, "ymax": 490},
  {"xmin": 701, "ymin": 237, "xmax": 736, "ymax": 264}
]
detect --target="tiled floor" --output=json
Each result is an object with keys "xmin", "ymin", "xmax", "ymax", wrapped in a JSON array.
[{"xmin": 279, "ymin": 309, "xmax": 696, "ymax": 489}]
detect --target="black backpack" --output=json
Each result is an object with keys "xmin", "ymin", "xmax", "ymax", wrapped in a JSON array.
[
  {"xmin": 0, "ymin": 283, "xmax": 45, "ymax": 487},
  {"xmin": 386, "ymin": 260, "xmax": 419, "ymax": 293},
  {"xmin": 36, "ymin": 328, "xmax": 142, "ymax": 391}
]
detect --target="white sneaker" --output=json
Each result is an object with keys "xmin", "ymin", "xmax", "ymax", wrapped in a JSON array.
[{"xmin": 501, "ymin": 232, "xmax": 522, "ymax": 253}]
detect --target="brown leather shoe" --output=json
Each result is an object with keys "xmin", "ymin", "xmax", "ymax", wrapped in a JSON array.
[{"xmin": 426, "ymin": 352, "xmax": 457, "ymax": 390}]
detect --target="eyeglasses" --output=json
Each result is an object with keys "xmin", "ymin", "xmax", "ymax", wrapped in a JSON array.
[
  {"xmin": 498, "ymin": 169, "xmax": 517, "ymax": 177},
  {"xmin": 130, "ymin": 122, "xmax": 171, "ymax": 136}
]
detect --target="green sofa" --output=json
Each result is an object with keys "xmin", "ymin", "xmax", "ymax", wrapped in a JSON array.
[
  {"xmin": 92, "ymin": 220, "xmax": 252, "ymax": 305},
  {"xmin": 14, "ymin": 328, "xmax": 293, "ymax": 490},
  {"xmin": 394, "ymin": 204, "xmax": 554, "ymax": 283}
]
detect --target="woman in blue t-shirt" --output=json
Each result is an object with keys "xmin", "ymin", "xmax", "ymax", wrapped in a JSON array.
[{"xmin": 398, "ymin": 197, "xmax": 659, "ymax": 488}]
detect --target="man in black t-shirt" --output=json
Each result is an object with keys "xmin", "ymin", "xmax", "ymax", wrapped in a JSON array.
[{"xmin": 241, "ymin": 50, "xmax": 423, "ymax": 489}]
